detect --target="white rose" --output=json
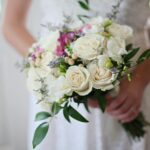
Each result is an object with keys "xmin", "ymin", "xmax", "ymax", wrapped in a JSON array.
[
  {"xmin": 33, "ymin": 52, "xmax": 54, "ymax": 78},
  {"xmin": 72, "ymin": 34, "xmax": 103, "ymax": 60},
  {"xmin": 88, "ymin": 61, "xmax": 117, "ymax": 91},
  {"xmin": 66, "ymin": 66, "xmax": 93, "ymax": 96},
  {"xmin": 106, "ymin": 37, "xmax": 127, "ymax": 63},
  {"xmin": 47, "ymin": 76, "xmax": 72, "ymax": 102},
  {"xmin": 39, "ymin": 31, "xmax": 60, "ymax": 52},
  {"xmin": 108, "ymin": 23, "xmax": 133, "ymax": 43}
]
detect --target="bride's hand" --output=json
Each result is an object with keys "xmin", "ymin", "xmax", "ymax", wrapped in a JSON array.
[
  {"xmin": 88, "ymin": 76, "xmax": 145, "ymax": 123},
  {"xmin": 106, "ymin": 76, "xmax": 145, "ymax": 123},
  {"xmin": 106, "ymin": 60, "xmax": 150, "ymax": 123}
]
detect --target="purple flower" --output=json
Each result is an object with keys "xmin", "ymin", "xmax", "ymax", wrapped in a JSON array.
[
  {"xmin": 111, "ymin": 67, "xmax": 119, "ymax": 74},
  {"xmin": 55, "ymin": 45, "xmax": 65, "ymax": 56},
  {"xmin": 36, "ymin": 46, "xmax": 44, "ymax": 54},
  {"xmin": 31, "ymin": 54, "xmax": 36, "ymax": 61},
  {"xmin": 55, "ymin": 32, "xmax": 76, "ymax": 56}
]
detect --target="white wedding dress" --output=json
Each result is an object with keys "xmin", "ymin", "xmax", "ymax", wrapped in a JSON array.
[{"xmin": 28, "ymin": 0, "xmax": 150, "ymax": 150}]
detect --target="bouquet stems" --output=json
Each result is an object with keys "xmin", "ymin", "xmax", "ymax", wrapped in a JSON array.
[{"xmin": 122, "ymin": 112, "xmax": 150, "ymax": 139}]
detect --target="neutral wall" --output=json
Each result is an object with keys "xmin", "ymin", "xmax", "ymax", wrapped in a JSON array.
[{"xmin": 0, "ymin": 1, "xmax": 42, "ymax": 150}]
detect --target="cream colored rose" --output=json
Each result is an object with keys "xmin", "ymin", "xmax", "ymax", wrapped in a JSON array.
[
  {"xmin": 33, "ymin": 52, "xmax": 54, "ymax": 78},
  {"xmin": 66, "ymin": 66, "xmax": 93, "ymax": 96},
  {"xmin": 88, "ymin": 61, "xmax": 117, "ymax": 91},
  {"xmin": 72, "ymin": 34, "xmax": 103, "ymax": 60}
]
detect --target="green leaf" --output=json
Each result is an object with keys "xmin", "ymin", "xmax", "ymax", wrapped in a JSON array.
[
  {"xmin": 83, "ymin": 101, "xmax": 90, "ymax": 113},
  {"xmin": 124, "ymin": 48, "xmax": 140, "ymax": 62},
  {"xmin": 65, "ymin": 45, "xmax": 73, "ymax": 55},
  {"xmin": 68, "ymin": 106, "xmax": 89, "ymax": 122},
  {"xmin": 32, "ymin": 122, "xmax": 49, "ymax": 149},
  {"xmin": 85, "ymin": 0, "xmax": 89, "ymax": 4},
  {"xmin": 35, "ymin": 112, "xmax": 51, "ymax": 121},
  {"xmin": 63, "ymin": 107, "xmax": 71, "ymax": 123},
  {"xmin": 93, "ymin": 90, "xmax": 107, "ymax": 112},
  {"xmin": 78, "ymin": 1, "xmax": 90, "ymax": 10},
  {"xmin": 52, "ymin": 102, "xmax": 62, "ymax": 115},
  {"xmin": 137, "ymin": 49, "xmax": 150, "ymax": 64},
  {"xmin": 126, "ymin": 43, "xmax": 133, "ymax": 51},
  {"xmin": 59, "ymin": 63, "xmax": 67, "ymax": 73},
  {"xmin": 80, "ymin": 97, "xmax": 90, "ymax": 112},
  {"xmin": 77, "ymin": 15, "xmax": 90, "ymax": 23}
]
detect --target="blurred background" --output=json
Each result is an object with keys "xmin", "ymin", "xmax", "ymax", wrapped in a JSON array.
[{"xmin": 0, "ymin": 1, "xmax": 42, "ymax": 150}]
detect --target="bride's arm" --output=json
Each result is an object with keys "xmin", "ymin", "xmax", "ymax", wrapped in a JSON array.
[{"xmin": 2, "ymin": 0, "xmax": 35, "ymax": 57}]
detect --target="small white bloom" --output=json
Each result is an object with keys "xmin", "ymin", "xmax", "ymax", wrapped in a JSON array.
[
  {"xmin": 68, "ymin": 20, "xmax": 83, "ymax": 30},
  {"xmin": 108, "ymin": 23, "xmax": 133, "ymax": 43},
  {"xmin": 72, "ymin": 34, "xmax": 103, "ymax": 60},
  {"xmin": 88, "ymin": 16, "xmax": 104, "ymax": 25},
  {"xmin": 47, "ymin": 76, "xmax": 72, "ymax": 102},
  {"xmin": 27, "ymin": 67, "xmax": 43, "ymax": 99},
  {"xmin": 106, "ymin": 37, "xmax": 127, "ymax": 63},
  {"xmin": 66, "ymin": 66, "xmax": 93, "ymax": 96},
  {"xmin": 88, "ymin": 61, "xmax": 117, "ymax": 91},
  {"xmin": 98, "ymin": 55, "xmax": 113, "ymax": 68},
  {"xmin": 40, "ymin": 100, "xmax": 52, "ymax": 112},
  {"xmin": 39, "ymin": 31, "xmax": 60, "ymax": 52},
  {"xmin": 82, "ymin": 16, "xmax": 104, "ymax": 34}
]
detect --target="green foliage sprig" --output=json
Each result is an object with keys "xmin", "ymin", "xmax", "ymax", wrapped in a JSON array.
[{"xmin": 78, "ymin": 0, "xmax": 90, "ymax": 11}]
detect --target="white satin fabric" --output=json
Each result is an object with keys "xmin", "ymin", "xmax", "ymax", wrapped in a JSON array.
[{"xmin": 28, "ymin": 0, "xmax": 150, "ymax": 150}]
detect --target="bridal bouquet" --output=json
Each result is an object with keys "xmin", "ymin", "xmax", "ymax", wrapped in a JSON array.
[{"xmin": 25, "ymin": 17, "xmax": 150, "ymax": 148}]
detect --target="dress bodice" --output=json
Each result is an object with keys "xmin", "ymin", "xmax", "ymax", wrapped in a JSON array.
[
  {"xmin": 39, "ymin": 0, "xmax": 150, "ymax": 49},
  {"xmin": 40, "ymin": 0, "xmax": 150, "ymax": 30},
  {"xmin": 40, "ymin": 0, "xmax": 115, "ymax": 26}
]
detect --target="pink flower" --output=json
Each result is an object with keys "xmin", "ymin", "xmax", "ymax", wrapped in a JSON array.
[
  {"xmin": 36, "ymin": 46, "xmax": 44, "ymax": 54},
  {"xmin": 80, "ymin": 24, "xmax": 92, "ymax": 33},
  {"xmin": 31, "ymin": 54, "xmax": 36, "ymax": 61},
  {"xmin": 30, "ymin": 46, "xmax": 44, "ymax": 61},
  {"xmin": 55, "ymin": 45, "xmax": 64, "ymax": 56},
  {"xmin": 55, "ymin": 32, "xmax": 75, "ymax": 56}
]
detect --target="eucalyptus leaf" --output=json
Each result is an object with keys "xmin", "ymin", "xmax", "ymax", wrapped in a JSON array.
[
  {"xmin": 80, "ymin": 96, "xmax": 90, "ymax": 112},
  {"xmin": 32, "ymin": 122, "xmax": 49, "ymax": 149},
  {"xmin": 52, "ymin": 102, "xmax": 62, "ymax": 115},
  {"xmin": 63, "ymin": 107, "xmax": 71, "ymax": 123},
  {"xmin": 93, "ymin": 90, "xmax": 107, "ymax": 112},
  {"xmin": 83, "ymin": 101, "xmax": 90, "ymax": 113},
  {"xmin": 68, "ymin": 106, "xmax": 89, "ymax": 122},
  {"xmin": 77, "ymin": 15, "xmax": 90, "ymax": 23},
  {"xmin": 35, "ymin": 112, "xmax": 51, "ymax": 121},
  {"xmin": 126, "ymin": 43, "xmax": 133, "ymax": 51},
  {"xmin": 137, "ymin": 49, "xmax": 150, "ymax": 64},
  {"xmin": 124, "ymin": 48, "xmax": 140, "ymax": 62},
  {"xmin": 78, "ymin": 1, "xmax": 90, "ymax": 10},
  {"xmin": 85, "ymin": 0, "xmax": 89, "ymax": 4}
]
